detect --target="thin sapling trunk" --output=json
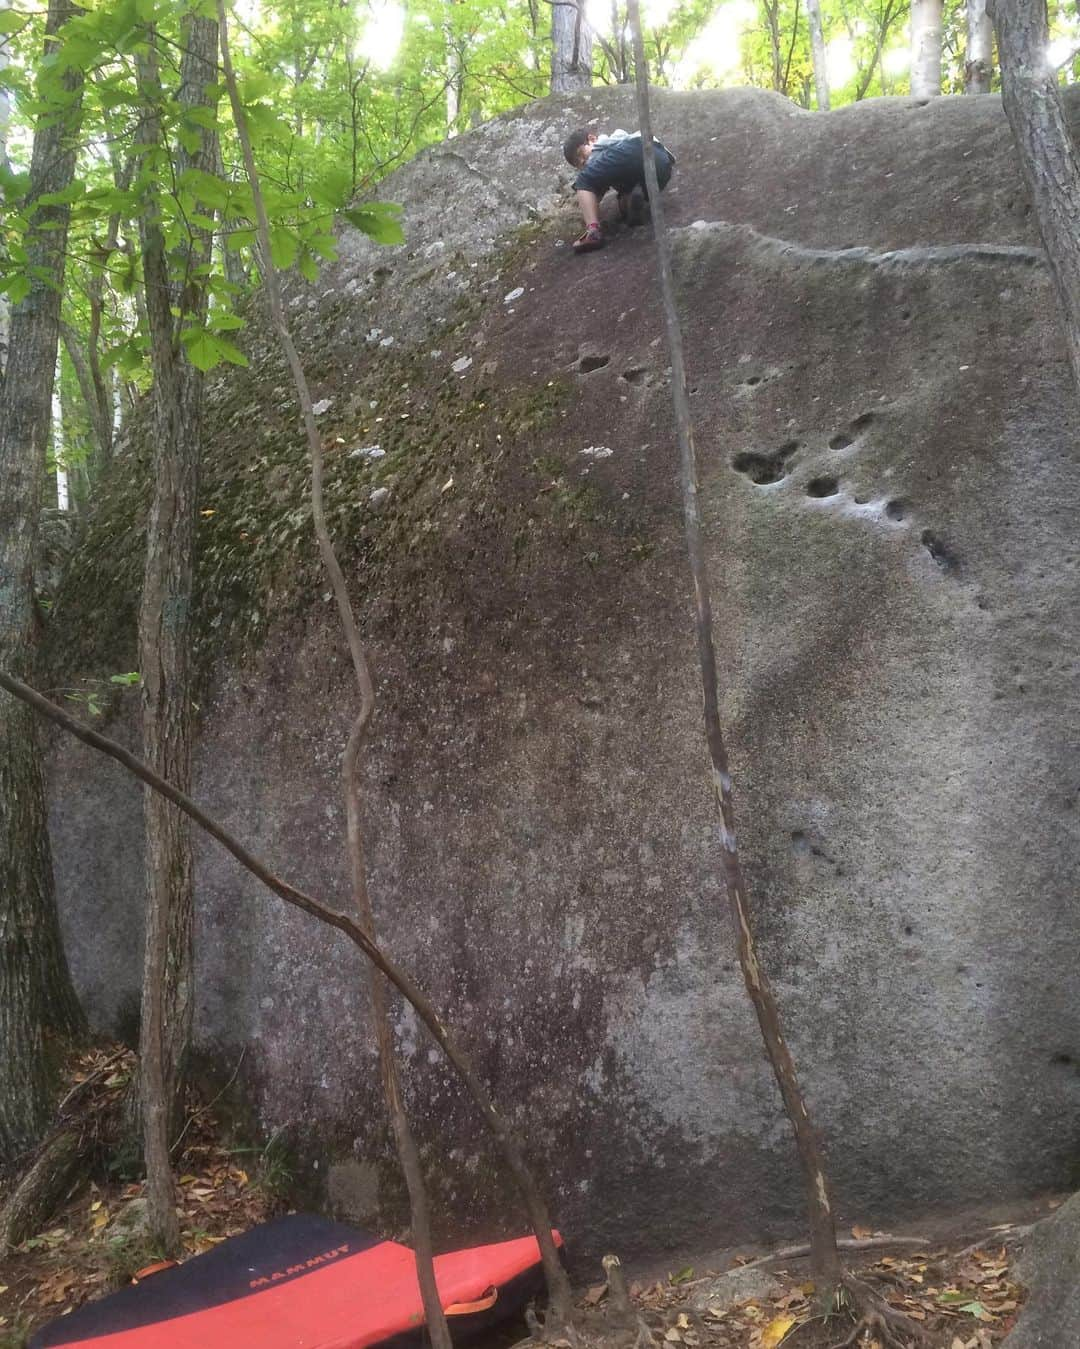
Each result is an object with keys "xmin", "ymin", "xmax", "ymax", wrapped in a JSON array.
[
  {"xmin": 965, "ymin": 0, "xmax": 993, "ymax": 92},
  {"xmin": 910, "ymin": 0, "xmax": 944, "ymax": 97},
  {"xmin": 625, "ymin": 11, "xmax": 926, "ymax": 1343},
  {"xmin": 133, "ymin": 32, "xmax": 194, "ymax": 1257},
  {"xmin": 213, "ymin": 11, "xmax": 450, "ymax": 1345},
  {"xmin": 806, "ymin": 0, "xmax": 831, "ymax": 109},
  {"xmin": 216, "ymin": 5, "xmax": 582, "ymax": 1340}
]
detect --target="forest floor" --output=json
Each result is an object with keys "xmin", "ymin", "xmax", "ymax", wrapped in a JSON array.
[{"xmin": 0, "ymin": 1049, "xmax": 1044, "ymax": 1349}]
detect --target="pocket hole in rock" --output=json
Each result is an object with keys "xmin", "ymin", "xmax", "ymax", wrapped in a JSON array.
[
  {"xmin": 732, "ymin": 440, "xmax": 799, "ymax": 486},
  {"xmin": 621, "ymin": 366, "xmax": 647, "ymax": 384},
  {"xmin": 851, "ymin": 412, "xmax": 876, "ymax": 433},
  {"xmin": 829, "ymin": 433, "xmax": 853, "ymax": 450},
  {"xmin": 578, "ymin": 354, "xmax": 611, "ymax": 373},
  {"xmin": 921, "ymin": 529, "xmax": 958, "ymax": 572},
  {"xmin": 806, "ymin": 475, "xmax": 840, "ymax": 498},
  {"xmin": 885, "ymin": 499, "xmax": 907, "ymax": 521},
  {"xmin": 732, "ymin": 452, "xmax": 784, "ymax": 485}
]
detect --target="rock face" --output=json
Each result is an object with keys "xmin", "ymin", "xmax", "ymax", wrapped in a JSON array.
[
  {"xmin": 48, "ymin": 86, "xmax": 1080, "ymax": 1264},
  {"xmin": 1003, "ymin": 1194, "xmax": 1080, "ymax": 1347}
]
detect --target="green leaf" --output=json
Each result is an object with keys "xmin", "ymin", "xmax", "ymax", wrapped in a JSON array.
[
  {"xmin": 237, "ymin": 71, "xmax": 273, "ymax": 104},
  {"xmin": 0, "ymin": 10, "xmax": 26, "ymax": 35},
  {"xmin": 959, "ymin": 1302, "xmax": 990, "ymax": 1318},
  {"xmin": 308, "ymin": 232, "xmax": 338, "ymax": 262},
  {"xmin": 310, "ymin": 165, "xmax": 353, "ymax": 209},
  {"xmin": 342, "ymin": 203, "xmax": 404, "ymax": 246},
  {"xmin": 243, "ymin": 102, "xmax": 286, "ymax": 142},
  {"xmin": 183, "ymin": 105, "xmax": 217, "ymax": 130},
  {"xmin": 176, "ymin": 168, "xmax": 229, "ymax": 211},
  {"xmin": 35, "ymin": 181, "xmax": 84, "ymax": 207},
  {"xmin": 180, "ymin": 326, "xmax": 248, "ymax": 371},
  {"xmin": 178, "ymin": 125, "xmax": 202, "ymax": 155},
  {"xmin": 103, "ymin": 335, "xmax": 149, "ymax": 376},
  {"xmin": 109, "ymin": 672, "xmax": 141, "ymax": 686},
  {"xmin": 0, "ymin": 166, "xmax": 30, "ymax": 202},
  {"xmin": 4, "ymin": 274, "xmax": 31, "ymax": 305},
  {"xmin": 115, "ymin": 253, "xmax": 139, "ymax": 295},
  {"xmin": 209, "ymin": 312, "xmax": 245, "ymax": 331},
  {"xmin": 298, "ymin": 252, "xmax": 318, "ymax": 283},
  {"xmin": 269, "ymin": 226, "xmax": 298, "ymax": 270},
  {"xmin": 224, "ymin": 227, "xmax": 255, "ymax": 254}
]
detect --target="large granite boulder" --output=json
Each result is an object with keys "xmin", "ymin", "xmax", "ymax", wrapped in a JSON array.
[{"xmin": 47, "ymin": 85, "xmax": 1080, "ymax": 1264}]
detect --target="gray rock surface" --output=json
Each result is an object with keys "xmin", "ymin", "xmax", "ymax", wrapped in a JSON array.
[
  {"xmin": 47, "ymin": 86, "xmax": 1080, "ymax": 1264},
  {"xmin": 691, "ymin": 1266, "xmax": 784, "ymax": 1313},
  {"xmin": 1003, "ymin": 1194, "xmax": 1080, "ymax": 1347}
]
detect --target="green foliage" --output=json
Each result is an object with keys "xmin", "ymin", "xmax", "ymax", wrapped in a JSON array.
[
  {"xmin": 0, "ymin": 1315, "xmax": 32, "ymax": 1349},
  {"xmin": 102, "ymin": 1227, "xmax": 169, "ymax": 1288},
  {"xmin": 0, "ymin": 0, "xmax": 411, "ymax": 416},
  {"xmin": 57, "ymin": 673, "xmax": 141, "ymax": 718},
  {"xmin": 252, "ymin": 1130, "xmax": 297, "ymax": 1207},
  {"xmin": 13, "ymin": 0, "xmax": 1080, "ymax": 524}
]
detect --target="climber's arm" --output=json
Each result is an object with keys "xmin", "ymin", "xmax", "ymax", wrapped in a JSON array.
[{"xmin": 576, "ymin": 189, "xmax": 601, "ymax": 228}]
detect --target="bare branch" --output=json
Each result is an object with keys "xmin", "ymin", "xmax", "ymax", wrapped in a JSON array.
[{"xmin": 0, "ymin": 665, "xmax": 573, "ymax": 1319}]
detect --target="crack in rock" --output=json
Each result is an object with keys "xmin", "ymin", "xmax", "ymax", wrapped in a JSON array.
[{"xmin": 679, "ymin": 220, "xmax": 1045, "ymax": 271}]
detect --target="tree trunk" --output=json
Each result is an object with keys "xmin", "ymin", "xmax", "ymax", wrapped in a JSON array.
[
  {"xmin": 0, "ymin": 0, "xmax": 11, "ymax": 374},
  {"xmin": 0, "ymin": 0, "xmax": 86, "ymax": 1168},
  {"xmin": 78, "ymin": 152, "xmax": 135, "ymax": 476},
  {"xmin": 992, "ymin": 0, "xmax": 1080, "ymax": 392},
  {"xmin": 445, "ymin": 26, "xmax": 461, "ymax": 137},
  {"xmin": 61, "ymin": 323, "xmax": 113, "ymax": 476},
  {"xmin": 551, "ymin": 0, "xmax": 592, "ymax": 92},
  {"xmin": 807, "ymin": 0, "xmax": 831, "ymax": 109},
  {"xmin": 965, "ymin": 0, "xmax": 993, "ymax": 92},
  {"xmin": 133, "ymin": 14, "xmax": 218, "ymax": 1256},
  {"xmin": 910, "ymin": 0, "xmax": 943, "ymax": 96},
  {"xmin": 626, "ymin": 0, "xmax": 844, "ymax": 1307}
]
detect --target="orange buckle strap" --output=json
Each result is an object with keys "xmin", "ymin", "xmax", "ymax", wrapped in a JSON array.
[{"xmin": 444, "ymin": 1286, "xmax": 498, "ymax": 1316}]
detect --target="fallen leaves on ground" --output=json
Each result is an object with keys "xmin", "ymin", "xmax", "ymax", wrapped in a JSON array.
[
  {"xmin": 760, "ymin": 1315, "xmax": 797, "ymax": 1348},
  {"xmin": 594, "ymin": 1230, "xmax": 1027, "ymax": 1349},
  {"xmin": 0, "ymin": 1047, "xmax": 272, "ymax": 1342}
]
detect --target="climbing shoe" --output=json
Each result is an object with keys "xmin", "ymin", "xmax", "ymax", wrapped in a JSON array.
[
  {"xmin": 573, "ymin": 224, "xmax": 604, "ymax": 253},
  {"xmin": 626, "ymin": 184, "xmax": 646, "ymax": 226}
]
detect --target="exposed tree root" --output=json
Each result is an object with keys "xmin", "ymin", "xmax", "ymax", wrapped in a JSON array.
[
  {"xmin": 735, "ymin": 1234, "xmax": 931, "ymax": 1275},
  {"xmin": 516, "ymin": 1249, "xmax": 932, "ymax": 1349},
  {"xmin": 0, "ymin": 1049, "xmax": 129, "ymax": 1257},
  {"xmin": 0, "ymin": 1127, "xmax": 86, "ymax": 1257},
  {"xmin": 826, "ymin": 1273, "xmax": 929, "ymax": 1348},
  {"xmin": 518, "ymin": 1254, "xmax": 654, "ymax": 1349}
]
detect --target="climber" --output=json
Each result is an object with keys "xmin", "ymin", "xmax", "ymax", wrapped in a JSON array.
[{"xmin": 562, "ymin": 126, "xmax": 676, "ymax": 254}]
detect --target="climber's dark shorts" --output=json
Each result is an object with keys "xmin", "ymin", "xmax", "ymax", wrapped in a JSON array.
[{"xmin": 573, "ymin": 138, "xmax": 675, "ymax": 199}]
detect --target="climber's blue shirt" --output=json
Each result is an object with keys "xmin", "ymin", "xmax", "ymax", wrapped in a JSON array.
[{"xmin": 573, "ymin": 132, "xmax": 676, "ymax": 198}]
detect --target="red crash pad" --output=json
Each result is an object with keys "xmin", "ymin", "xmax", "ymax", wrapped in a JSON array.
[{"xmin": 31, "ymin": 1214, "xmax": 560, "ymax": 1348}]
